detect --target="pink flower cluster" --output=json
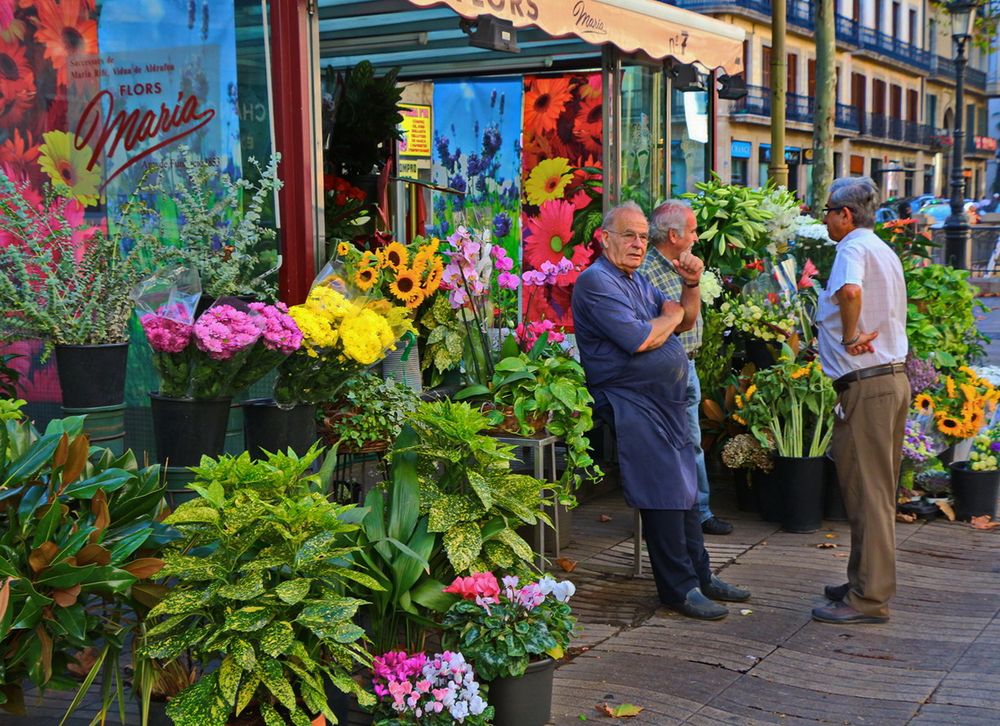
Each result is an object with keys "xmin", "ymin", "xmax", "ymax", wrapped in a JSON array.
[
  {"xmin": 372, "ymin": 651, "xmax": 427, "ymax": 699},
  {"xmin": 443, "ymin": 572, "xmax": 501, "ymax": 605},
  {"xmin": 372, "ymin": 650, "xmax": 489, "ymax": 722},
  {"xmin": 515, "ymin": 319, "xmax": 566, "ymax": 350},
  {"xmin": 440, "ymin": 227, "xmax": 520, "ymax": 307},
  {"xmin": 501, "ymin": 575, "xmax": 545, "ymax": 610},
  {"xmin": 248, "ymin": 302, "xmax": 302, "ymax": 354},
  {"xmin": 521, "ymin": 257, "xmax": 574, "ymax": 286},
  {"xmin": 140, "ymin": 314, "xmax": 193, "ymax": 354},
  {"xmin": 193, "ymin": 305, "xmax": 260, "ymax": 361}
]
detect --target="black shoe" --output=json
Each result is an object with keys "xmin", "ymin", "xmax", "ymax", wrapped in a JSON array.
[
  {"xmin": 665, "ymin": 587, "xmax": 729, "ymax": 620},
  {"xmin": 824, "ymin": 583, "xmax": 850, "ymax": 602},
  {"xmin": 702, "ymin": 575, "xmax": 751, "ymax": 602},
  {"xmin": 701, "ymin": 517, "xmax": 734, "ymax": 535},
  {"xmin": 812, "ymin": 603, "xmax": 888, "ymax": 624}
]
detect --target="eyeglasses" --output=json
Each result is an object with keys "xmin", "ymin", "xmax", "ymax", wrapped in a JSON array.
[
  {"xmin": 823, "ymin": 205, "xmax": 848, "ymax": 215},
  {"xmin": 608, "ymin": 229, "xmax": 649, "ymax": 243}
]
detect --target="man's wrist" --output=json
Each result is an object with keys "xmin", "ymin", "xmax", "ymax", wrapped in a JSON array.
[
  {"xmin": 841, "ymin": 332, "xmax": 860, "ymax": 346},
  {"xmin": 683, "ymin": 281, "xmax": 700, "ymax": 288}
]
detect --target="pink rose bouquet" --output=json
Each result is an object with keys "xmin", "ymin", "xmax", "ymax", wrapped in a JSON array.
[{"xmin": 371, "ymin": 650, "xmax": 492, "ymax": 725}]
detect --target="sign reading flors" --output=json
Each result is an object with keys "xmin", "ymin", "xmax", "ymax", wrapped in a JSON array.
[
  {"xmin": 403, "ymin": 0, "xmax": 744, "ymax": 74},
  {"xmin": 67, "ymin": 45, "xmax": 224, "ymax": 192}
]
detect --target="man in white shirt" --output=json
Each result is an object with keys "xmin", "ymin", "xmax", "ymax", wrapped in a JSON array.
[{"xmin": 812, "ymin": 176, "xmax": 910, "ymax": 625}]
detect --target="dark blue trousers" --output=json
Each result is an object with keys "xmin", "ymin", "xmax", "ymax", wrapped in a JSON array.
[{"xmin": 640, "ymin": 507, "xmax": 713, "ymax": 605}]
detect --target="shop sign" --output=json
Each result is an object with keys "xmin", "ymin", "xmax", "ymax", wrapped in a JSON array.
[
  {"xmin": 802, "ymin": 148, "xmax": 814, "ymax": 165},
  {"xmin": 398, "ymin": 104, "xmax": 432, "ymax": 158},
  {"xmin": 784, "ymin": 147, "xmax": 801, "ymax": 164},
  {"xmin": 730, "ymin": 140, "xmax": 751, "ymax": 159},
  {"xmin": 849, "ymin": 154, "xmax": 865, "ymax": 174},
  {"xmin": 974, "ymin": 136, "xmax": 998, "ymax": 152}
]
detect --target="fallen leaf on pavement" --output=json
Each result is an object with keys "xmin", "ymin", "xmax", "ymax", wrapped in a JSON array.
[
  {"xmin": 596, "ymin": 703, "xmax": 644, "ymax": 718},
  {"xmin": 970, "ymin": 515, "xmax": 1000, "ymax": 530},
  {"xmin": 739, "ymin": 608, "xmax": 753, "ymax": 615},
  {"xmin": 832, "ymin": 552, "xmax": 849, "ymax": 558},
  {"xmin": 936, "ymin": 501, "xmax": 956, "ymax": 521},
  {"xmin": 556, "ymin": 557, "xmax": 577, "ymax": 572},
  {"xmin": 816, "ymin": 542, "xmax": 838, "ymax": 549},
  {"xmin": 824, "ymin": 533, "xmax": 836, "ymax": 539},
  {"xmin": 896, "ymin": 512, "xmax": 917, "ymax": 523},
  {"xmin": 598, "ymin": 514, "xmax": 612, "ymax": 522}
]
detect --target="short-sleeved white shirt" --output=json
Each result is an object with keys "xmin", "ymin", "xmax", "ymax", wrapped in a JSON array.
[{"xmin": 816, "ymin": 227, "xmax": 908, "ymax": 380}]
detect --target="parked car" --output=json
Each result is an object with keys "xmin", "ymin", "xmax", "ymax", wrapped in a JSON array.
[
  {"xmin": 875, "ymin": 206, "xmax": 899, "ymax": 224},
  {"xmin": 916, "ymin": 202, "xmax": 980, "ymax": 228}
]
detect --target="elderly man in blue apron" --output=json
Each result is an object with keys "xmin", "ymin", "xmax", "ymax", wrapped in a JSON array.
[{"xmin": 572, "ymin": 202, "xmax": 750, "ymax": 620}]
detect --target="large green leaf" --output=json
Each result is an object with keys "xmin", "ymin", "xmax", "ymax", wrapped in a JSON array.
[
  {"xmin": 443, "ymin": 522, "xmax": 483, "ymax": 573},
  {"xmin": 274, "ymin": 579, "xmax": 312, "ymax": 605},
  {"xmin": 52, "ymin": 603, "xmax": 86, "ymax": 641},
  {"xmin": 218, "ymin": 573, "xmax": 265, "ymax": 601},
  {"xmin": 61, "ymin": 468, "xmax": 135, "ymax": 498},
  {"xmin": 165, "ymin": 672, "xmax": 229, "ymax": 726},
  {"xmin": 387, "ymin": 426, "xmax": 420, "ymax": 543},
  {"xmin": 259, "ymin": 620, "xmax": 294, "ymax": 657},
  {"xmin": 295, "ymin": 599, "xmax": 363, "ymax": 640},
  {"xmin": 258, "ymin": 658, "xmax": 296, "ymax": 711},
  {"xmin": 217, "ymin": 655, "xmax": 242, "ymax": 707},
  {"xmin": 3, "ymin": 432, "xmax": 61, "ymax": 487},
  {"xmin": 223, "ymin": 606, "xmax": 272, "ymax": 633}
]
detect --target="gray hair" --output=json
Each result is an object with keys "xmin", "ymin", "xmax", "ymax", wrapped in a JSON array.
[
  {"xmin": 828, "ymin": 176, "xmax": 879, "ymax": 228},
  {"xmin": 649, "ymin": 199, "xmax": 692, "ymax": 244},
  {"xmin": 601, "ymin": 201, "xmax": 644, "ymax": 231}
]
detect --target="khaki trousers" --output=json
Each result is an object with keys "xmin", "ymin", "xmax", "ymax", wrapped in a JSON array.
[{"xmin": 831, "ymin": 370, "xmax": 910, "ymax": 617}]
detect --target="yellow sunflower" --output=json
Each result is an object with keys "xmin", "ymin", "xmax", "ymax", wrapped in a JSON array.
[
  {"xmin": 403, "ymin": 289, "xmax": 426, "ymax": 309},
  {"xmin": 382, "ymin": 241, "xmax": 408, "ymax": 271},
  {"xmin": 354, "ymin": 267, "xmax": 377, "ymax": 291},
  {"xmin": 389, "ymin": 268, "xmax": 420, "ymax": 304},
  {"xmin": 524, "ymin": 157, "xmax": 572, "ymax": 206},
  {"xmin": 945, "ymin": 376, "xmax": 956, "ymax": 399},
  {"xmin": 337, "ymin": 241, "xmax": 352, "ymax": 257},
  {"xmin": 935, "ymin": 413, "xmax": 962, "ymax": 436},
  {"xmin": 914, "ymin": 393, "xmax": 934, "ymax": 414},
  {"xmin": 37, "ymin": 130, "xmax": 101, "ymax": 207},
  {"xmin": 744, "ymin": 385, "xmax": 757, "ymax": 400},
  {"xmin": 734, "ymin": 394, "xmax": 744, "ymax": 409},
  {"xmin": 732, "ymin": 414, "xmax": 747, "ymax": 426},
  {"xmin": 790, "ymin": 365, "xmax": 811, "ymax": 380}
]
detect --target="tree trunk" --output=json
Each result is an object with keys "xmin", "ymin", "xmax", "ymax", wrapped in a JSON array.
[
  {"xmin": 812, "ymin": 0, "xmax": 836, "ymax": 210},
  {"xmin": 769, "ymin": 0, "xmax": 788, "ymax": 187}
]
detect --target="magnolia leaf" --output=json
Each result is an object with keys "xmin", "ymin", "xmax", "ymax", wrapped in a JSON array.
[
  {"xmin": 936, "ymin": 501, "xmax": 956, "ymax": 521},
  {"xmin": 28, "ymin": 542, "xmax": 59, "ymax": 574},
  {"xmin": 75, "ymin": 544, "xmax": 111, "ymax": 566},
  {"xmin": 60, "ymin": 434, "xmax": 90, "ymax": 488},
  {"xmin": 122, "ymin": 558, "xmax": 165, "ymax": 580},
  {"xmin": 555, "ymin": 557, "xmax": 577, "ymax": 572},
  {"xmin": 51, "ymin": 584, "xmax": 82, "ymax": 608},
  {"xmin": 970, "ymin": 515, "xmax": 1000, "ymax": 529},
  {"xmin": 0, "ymin": 579, "xmax": 10, "ymax": 626},
  {"xmin": 701, "ymin": 398, "xmax": 726, "ymax": 424}
]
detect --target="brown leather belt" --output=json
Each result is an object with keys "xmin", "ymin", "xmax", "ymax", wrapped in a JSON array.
[
  {"xmin": 687, "ymin": 350, "xmax": 699, "ymax": 360},
  {"xmin": 833, "ymin": 362, "xmax": 906, "ymax": 393}
]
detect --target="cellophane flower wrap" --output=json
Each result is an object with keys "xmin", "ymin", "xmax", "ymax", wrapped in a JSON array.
[
  {"xmin": 133, "ymin": 266, "xmax": 202, "ymax": 398},
  {"xmin": 737, "ymin": 348, "xmax": 836, "ymax": 458},
  {"xmin": 967, "ymin": 419, "xmax": 1000, "ymax": 471},
  {"xmin": 912, "ymin": 365, "xmax": 1000, "ymax": 442},
  {"xmin": 371, "ymin": 650, "xmax": 492, "ymax": 725},
  {"xmin": 187, "ymin": 303, "xmax": 263, "ymax": 398},
  {"xmin": 334, "ymin": 235, "xmax": 445, "ymax": 310},
  {"xmin": 900, "ymin": 413, "xmax": 941, "ymax": 490},
  {"xmin": 441, "ymin": 572, "xmax": 576, "ymax": 681},
  {"xmin": 274, "ymin": 261, "xmax": 414, "ymax": 405},
  {"xmin": 226, "ymin": 302, "xmax": 303, "ymax": 393}
]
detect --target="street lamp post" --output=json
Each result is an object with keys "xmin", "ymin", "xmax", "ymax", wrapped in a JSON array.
[{"xmin": 944, "ymin": 0, "xmax": 979, "ymax": 270}]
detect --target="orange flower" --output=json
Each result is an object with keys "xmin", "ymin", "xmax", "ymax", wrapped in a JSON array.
[
  {"xmin": 33, "ymin": 0, "xmax": 98, "ymax": 87},
  {"xmin": 523, "ymin": 76, "xmax": 572, "ymax": 134}
]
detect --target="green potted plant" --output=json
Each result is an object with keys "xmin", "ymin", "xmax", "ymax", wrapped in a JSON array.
[
  {"xmin": 440, "ymin": 571, "xmax": 576, "ymax": 726},
  {"xmin": 0, "ymin": 172, "xmax": 168, "ymax": 414},
  {"xmin": 139, "ymin": 447, "xmax": 377, "ymax": 726},
  {"xmin": 0, "ymin": 401, "xmax": 169, "ymax": 721},
  {"xmin": 326, "ymin": 61, "xmax": 404, "ymax": 182},
  {"xmin": 319, "ymin": 372, "xmax": 420, "ymax": 454}
]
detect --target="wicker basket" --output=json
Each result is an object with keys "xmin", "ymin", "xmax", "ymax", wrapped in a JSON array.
[
  {"xmin": 318, "ymin": 406, "xmax": 390, "ymax": 454},
  {"xmin": 481, "ymin": 403, "xmax": 548, "ymax": 436}
]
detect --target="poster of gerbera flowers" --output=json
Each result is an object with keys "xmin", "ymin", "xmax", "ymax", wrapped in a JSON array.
[
  {"xmin": 521, "ymin": 73, "xmax": 604, "ymax": 332},
  {"xmin": 430, "ymin": 78, "xmax": 523, "ymax": 267}
]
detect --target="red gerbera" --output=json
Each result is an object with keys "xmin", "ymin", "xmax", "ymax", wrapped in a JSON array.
[
  {"xmin": 0, "ymin": 37, "xmax": 35, "ymax": 126},
  {"xmin": 32, "ymin": 0, "xmax": 98, "ymax": 87},
  {"xmin": 523, "ymin": 76, "xmax": 572, "ymax": 134},
  {"xmin": 523, "ymin": 199, "xmax": 574, "ymax": 270},
  {"xmin": 0, "ymin": 129, "xmax": 41, "ymax": 189}
]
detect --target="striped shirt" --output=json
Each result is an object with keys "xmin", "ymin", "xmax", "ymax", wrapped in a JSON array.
[{"xmin": 638, "ymin": 245, "xmax": 703, "ymax": 354}]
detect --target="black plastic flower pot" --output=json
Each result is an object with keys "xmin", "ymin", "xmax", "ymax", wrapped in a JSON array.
[
  {"xmin": 55, "ymin": 342, "xmax": 129, "ymax": 408},
  {"xmin": 730, "ymin": 468, "xmax": 757, "ymax": 512},
  {"xmin": 149, "ymin": 392, "xmax": 232, "ymax": 467},
  {"xmin": 823, "ymin": 455, "xmax": 848, "ymax": 521},
  {"xmin": 487, "ymin": 657, "xmax": 555, "ymax": 726},
  {"xmin": 242, "ymin": 398, "xmax": 318, "ymax": 460},
  {"xmin": 753, "ymin": 468, "xmax": 782, "ymax": 522},
  {"xmin": 949, "ymin": 462, "xmax": 1000, "ymax": 521},
  {"xmin": 774, "ymin": 455, "xmax": 826, "ymax": 533}
]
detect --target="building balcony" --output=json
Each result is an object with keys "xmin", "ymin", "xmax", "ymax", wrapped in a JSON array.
[
  {"xmin": 730, "ymin": 86, "xmax": 863, "ymax": 134},
  {"xmin": 930, "ymin": 56, "xmax": 987, "ymax": 91}
]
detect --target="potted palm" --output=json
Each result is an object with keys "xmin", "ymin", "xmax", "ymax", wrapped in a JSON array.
[
  {"xmin": 440, "ymin": 571, "xmax": 576, "ymax": 726},
  {"xmin": 0, "ymin": 171, "xmax": 168, "ymax": 443},
  {"xmin": 739, "ymin": 347, "xmax": 836, "ymax": 532},
  {"xmin": 138, "ymin": 447, "xmax": 376, "ymax": 726}
]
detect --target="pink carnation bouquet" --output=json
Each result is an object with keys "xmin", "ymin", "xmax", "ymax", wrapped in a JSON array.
[
  {"xmin": 140, "ymin": 309, "xmax": 195, "ymax": 398},
  {"xmin": 227, "ymin": 302, "xmax": 303, "ymax": 393},
  {"xmin": 189, "ymin": 304, "xmax": 263, "ymax": 398}
]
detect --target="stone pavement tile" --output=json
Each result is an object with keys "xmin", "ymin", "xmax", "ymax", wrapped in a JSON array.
[
  {"xmin": 910, "ymin": 703, "xmax": 1000, "ymax": 725},
  {"xmin": 607, "ymin": 620, "xmax": 776, "ymax": 673},
  {"xmin": 930, "ymin": 671, "xmax": 1000, "ymax": 711},
  {"xmin": 746, "ymin": 647, "xmax": 946, "ymax": 702},
  {"xmin": 703, "ymin": 675, "xmax": 919, "ymax": 725},
  {"xmin": 647, "ymin": 603, "xmax": 807, "ymax": 650},
  {"xmin": 550, "ymin": 649, "xmax": 741, "ymax": 725},
  {"xmin": 781, "ymin": 625, "xmax": 971, "ymax": 672}
]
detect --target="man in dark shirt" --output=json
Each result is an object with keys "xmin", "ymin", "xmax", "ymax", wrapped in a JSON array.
[{"xmin": 572, "ymin": 201, "xmax": 750, "ymax": 620}]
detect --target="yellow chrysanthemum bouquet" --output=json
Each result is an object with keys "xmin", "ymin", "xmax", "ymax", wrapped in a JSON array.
[
  {"xmin": 273, "ymin": 262, "xmax": 414, "ymax": 405},
  {"xmin": 334, "ymin": 236, "xmax": 444, "ymax": 310},
  {"xmin": 737, "ymin": 347, "xmax": 836, "ymax": 458},
  {"xmin": 913, "ymin": 365, "xmax": 1000, "ymax": 442}
]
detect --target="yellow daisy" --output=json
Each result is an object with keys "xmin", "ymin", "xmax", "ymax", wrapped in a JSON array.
[
  {"xmin": 524, "ymin": 157, "xmax": 572, "ymax": 206},
  {"xmin": 37, "ymin": 130, "xmax": 101, "ymax": 207}
]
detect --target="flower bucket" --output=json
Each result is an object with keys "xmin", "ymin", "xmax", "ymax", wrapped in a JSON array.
[
  {"xmin": 242, "ymin": 398, "xmax": 318, "ymax": 459},
  {"xmin": 61, "ymin": 403, "xmax": 126, "ymax": 456},
  {"xmin": 949, "ymin": 462, "xmax": 1000, "ymax": 521},
  {"xmin": 753, "ymin": 468, "xmax": 782, "ymax": 523},
  {"xmin": 381, "ymin": 334, "xmax": 422, "ymax": 394},
  {"xmin": 774, "ymin": 455, "xmax": 826, "ymax": 533},
  {"xmin": 149, "ymin": 392, "xmax": 232, "ymax": 467},
  {"xmin": 487, "ymin": 657, "xmax": 555, "ymax": 726},
  {"xmin": 55, "ymin": 342, "xmax": 129, "ymax": 408}
]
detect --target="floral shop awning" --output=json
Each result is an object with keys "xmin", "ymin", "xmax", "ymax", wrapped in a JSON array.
[{"xmin": 402, "ymin": 0, "xmax": 745, "ymax": 74}]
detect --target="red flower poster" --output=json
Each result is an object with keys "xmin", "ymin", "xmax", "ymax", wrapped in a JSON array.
[{"xmin": 520, "ymin": 73, "xmax": 604, "ymax": 332}]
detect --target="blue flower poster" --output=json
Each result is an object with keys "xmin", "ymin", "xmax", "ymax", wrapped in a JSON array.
[{"xmin": 430, "ymin": 77, "xmax": 523, "ymax": 268}]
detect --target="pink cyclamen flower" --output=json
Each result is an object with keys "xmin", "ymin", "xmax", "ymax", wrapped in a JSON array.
[
  {"xmin": 193, "ymin": 305, "xmax": 261, "ymax": 361},
  {"xmin": 141, "ymin": 314, "xmax": 193, "ymax": 353},
  {"xmin": 248, "ymin": 302, "xmax": 303, "ymax": 354}
]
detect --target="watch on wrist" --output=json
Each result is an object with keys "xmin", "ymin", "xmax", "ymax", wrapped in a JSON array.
[{"xmin": 684, "ymin": 281, "xmax": 700, "ymax": 288}]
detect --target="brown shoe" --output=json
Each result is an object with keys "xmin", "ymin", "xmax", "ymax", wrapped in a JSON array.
[{"xmin": 812, "ymin": 603, "xmax": 888, "ymax": 624}]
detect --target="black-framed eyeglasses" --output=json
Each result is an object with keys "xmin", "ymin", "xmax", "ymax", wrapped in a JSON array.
[{"xmin": 823, "ymin": 205, "xmax": 848, "ymax": 215}]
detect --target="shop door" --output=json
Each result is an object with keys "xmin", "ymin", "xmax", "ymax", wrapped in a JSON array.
[{"xmin": 617, "ymin": 59, "xmax": 667, "ymax": 214}]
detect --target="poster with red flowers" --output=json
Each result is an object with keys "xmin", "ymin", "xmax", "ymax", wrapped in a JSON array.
[{"xmin": 520, "ymin": 73, "xmax": 604, "ymax": 332}]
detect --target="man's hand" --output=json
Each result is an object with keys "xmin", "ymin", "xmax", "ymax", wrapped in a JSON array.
[
  {"xmin": 672, "ymin": 250, "xmax": 704, "ymax": 285},
  {"xmin": 846, "ymin": 330, "xmax": 878, "ymax": 355},
  {"xmin": 661, "ymin": 300, "xmax": 685, "ymax": 325}
]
